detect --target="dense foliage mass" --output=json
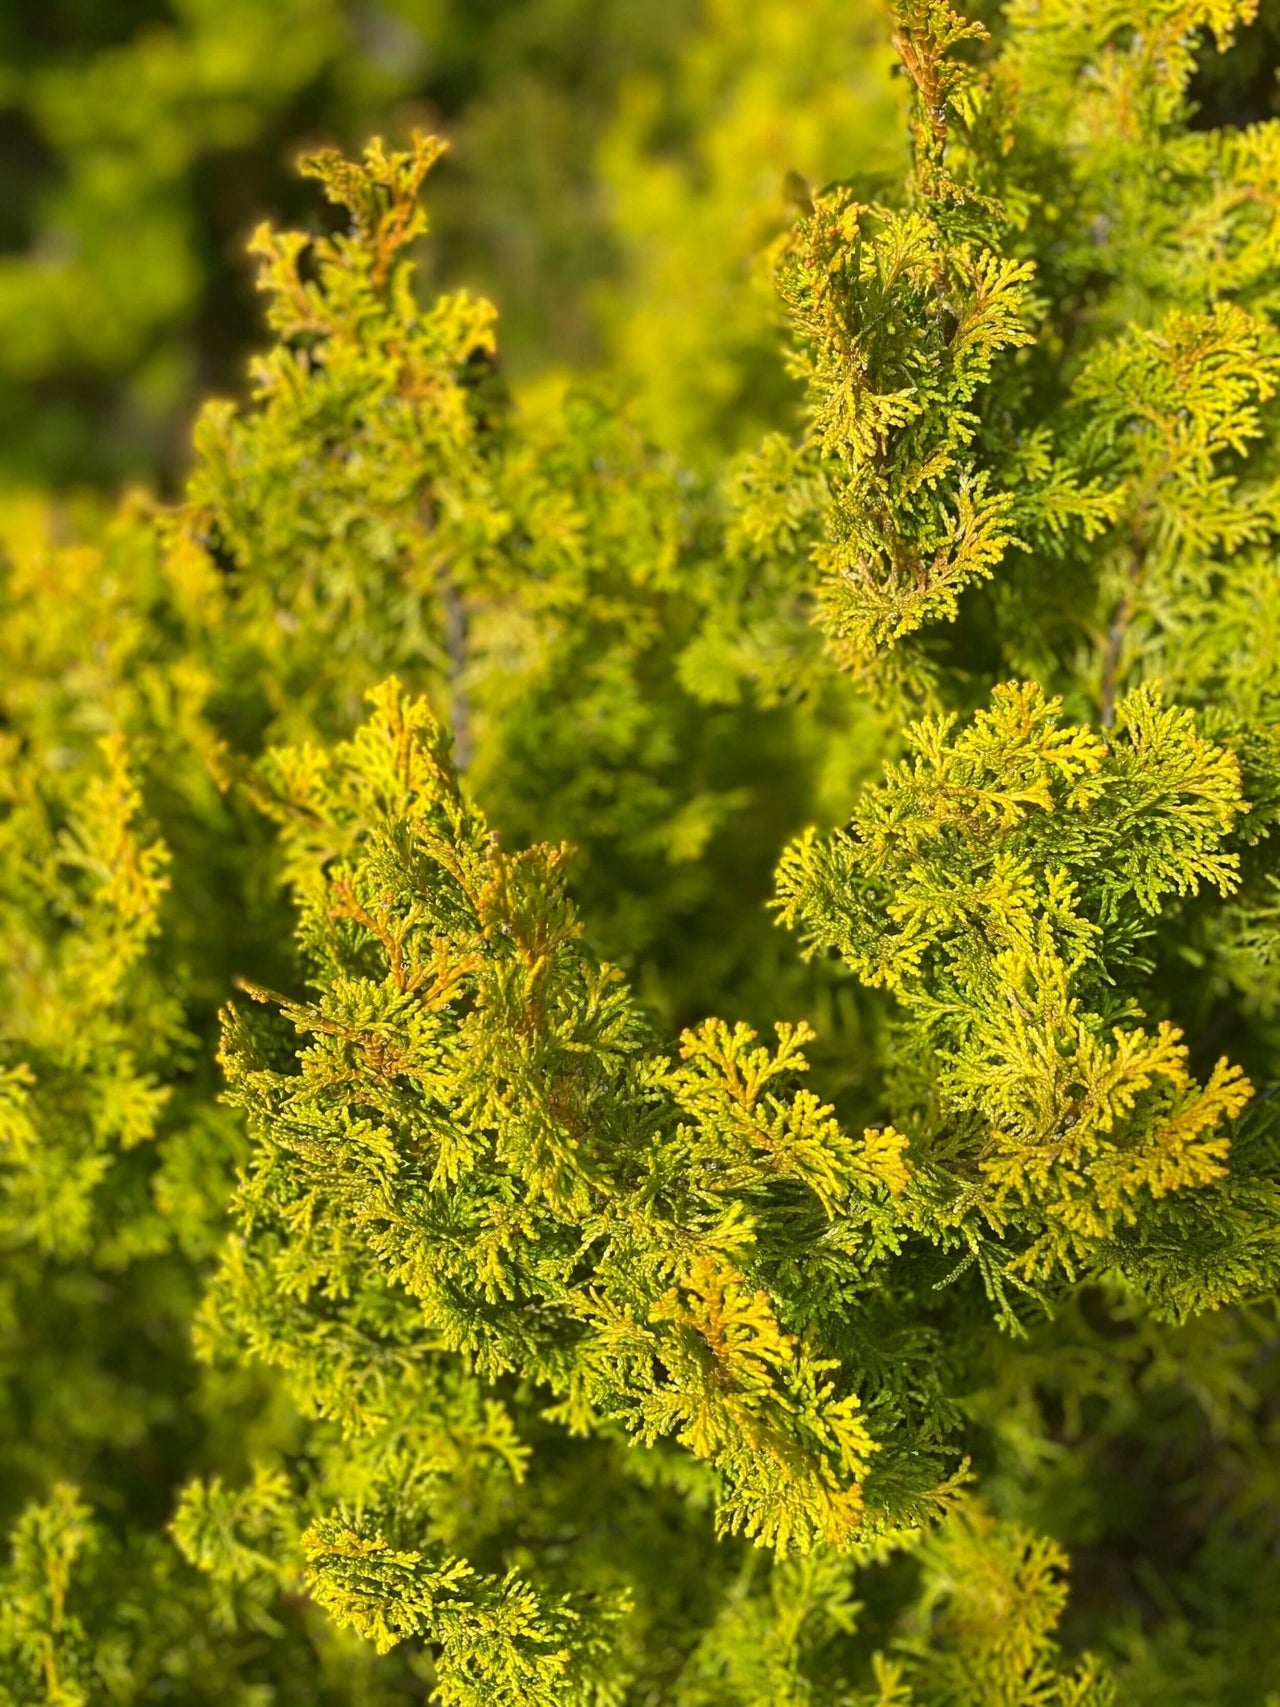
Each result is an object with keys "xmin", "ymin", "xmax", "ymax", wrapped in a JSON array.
[{"xmin": 3, "ymin": 0, "xmax": 1280, "ymax": 1701}]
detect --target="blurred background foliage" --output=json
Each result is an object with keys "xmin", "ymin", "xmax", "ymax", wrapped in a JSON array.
[
  {"xmin": 0, "ymin": 0, "xmax": 904, "ymax": 493},
  {"xmin": 6, "ymin": 0, "xmax": 1280, "ymax": 497}
]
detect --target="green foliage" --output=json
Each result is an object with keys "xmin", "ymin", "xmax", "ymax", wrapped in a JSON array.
[
  {"xmin": 0, "ymin": 731, "xmax": 177, "ymax": 1259},
  {"xmin": 733, "ymin": 0, "xmax": 1280, "ymax": 715},
  {"xmin": 0, "ymin": 0, "xmax": 898, "ymax": 487},
  {"xmin": 777, "ymin": 680, "xmax": 1258, "ymax": 1297},
  {"xmin": 3, "ymin": 0, "xmax": 1280, "ymax": 1702},
  {"xmin": 210, "ymin": 684, "xmax": 903, "ymax": 1563},
  {"xmin": 887, "ymin": 1499, "xmax": 1117, "ymax": 1707}
]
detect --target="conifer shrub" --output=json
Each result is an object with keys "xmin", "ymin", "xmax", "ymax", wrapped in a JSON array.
[{"xmin": 3, "ymin": 1, "xmax": 1280, "ymax": 1702}]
